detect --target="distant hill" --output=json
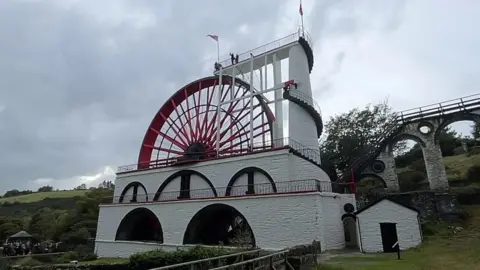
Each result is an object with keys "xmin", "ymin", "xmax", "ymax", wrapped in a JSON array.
[{"xmin": 0, "ymin": 190, "xmax": 88, "ymax": 204}]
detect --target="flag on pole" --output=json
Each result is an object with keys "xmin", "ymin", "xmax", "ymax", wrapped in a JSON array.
[
  {"xmin": 207, "ymin": 34, "xmax": 219, "ymax": 42},
  {"xmin": 299, "ymin": 2, "xmax": 303, "ymax": 16}
]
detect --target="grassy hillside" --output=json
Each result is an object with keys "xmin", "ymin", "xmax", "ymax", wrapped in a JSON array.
[
  {"xmin": 0, "ymin": 190, "xmax": 88, "ymax": 203},
  {"xmin": 317, "ymin": 205, "xmax": 480, "ymax": 270}
]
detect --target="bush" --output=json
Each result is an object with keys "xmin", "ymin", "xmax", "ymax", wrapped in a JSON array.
[
  {"xmin": 398, "ymin": 170, "xmax": 426, "ymax": 192},
  {"xmin": 467, "ymin": 146, "xmax": 480, "ymax": 157},
  {"xmin": 410, "ymin": 159, "xmax": 426, "ymax": 173},
  {"xmin": 129, "ymin": 246, "xmax": 232, "ymax": 270},
  {"xmin": 466, "ymin": 165, "xmax": 480, "ymax": 182}
]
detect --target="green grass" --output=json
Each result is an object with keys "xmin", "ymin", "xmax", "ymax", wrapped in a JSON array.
[
  {"xmin": 316, "ymin": 206, "xmax": 480, "ymax": 270},
  {"xmin": 0, "ymin": 190, "xmax": 88, "ymax": 203},
  {"xmin": 443, "ymin": 153, "xmax": 480, "ymax": 180}
]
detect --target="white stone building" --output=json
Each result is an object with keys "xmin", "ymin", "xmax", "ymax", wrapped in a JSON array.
[
  {"xmin": 94, "ymin": 29, "xmax": 361, "ymax": 258},
  {"xmin": 345, "ymin": 198, "xmax": 423, "ymax": 253}
]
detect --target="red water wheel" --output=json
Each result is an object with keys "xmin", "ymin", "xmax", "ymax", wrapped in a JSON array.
[{"xmin": 138, "ymin": 76, "xmax": 275, "ymax": 169}]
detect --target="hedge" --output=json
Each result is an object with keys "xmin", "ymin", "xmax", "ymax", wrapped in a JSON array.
[{"xmin": 129, "ymin": 246, "xmax": 234, "ymax": 270}]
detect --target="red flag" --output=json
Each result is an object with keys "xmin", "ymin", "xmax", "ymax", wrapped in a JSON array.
[
  {"xmin": 207, "ymin": 34, "xmax": 219, "ymax": 42},
  {"xmin": 299, "ymin": 3, "xmax": 303, "ymax": 16}
]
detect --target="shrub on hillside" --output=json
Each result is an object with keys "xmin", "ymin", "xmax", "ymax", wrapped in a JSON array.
[
  {"xmin": 398, "ymin": 170, "xmax": 426, "ymax": 192},
  {"xmin": 467, "ymin": 146, "xmax": 480, "ymax": 157},
  {"xmin": 466, "ymin": 165, "xmax": 480, "ymax": 183},
  {"xmin": 129, "ymin": 246, "xmax": 232, "ymax": 270},
  {"xmin": 410, "ymin": 159, "xmax": 426, "ymax": 173}
]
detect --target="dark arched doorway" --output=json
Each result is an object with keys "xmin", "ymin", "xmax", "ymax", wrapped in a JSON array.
[
  {"xmin": 183, "ymin": 203, "xmax": 255, "ymax": 247},
  {"xmin": 115, "ymin": 207, "xmax": 163, "ymax": 242}
]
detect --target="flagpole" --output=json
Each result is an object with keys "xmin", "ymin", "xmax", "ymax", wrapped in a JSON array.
[
  {"xmin": 300, "ymin": 0, "xmax": 305, "ymax": 36},
  {"xmin": 217, "ymin": 40, "xmax": 220, "ymax": 63}
]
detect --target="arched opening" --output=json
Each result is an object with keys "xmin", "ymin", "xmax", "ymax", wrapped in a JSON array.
[
  {"xmin": 115, "ymin": 208, "xmax": 163, "ymax": 242},
  {"xmin": 434, "ymin": 117, "xmax": 480, "ymax": 185},
  {"xmin": 390, "ymin": 134, "xmax": 428, "ymax": 192},
  {"xmin": 356, "ymin": 174, "xmax": 386, "ymax": 195},
  {"xmin": 183, "ymin": 203, "xmax": 255, "ymax": 248},
  {"xmin": 153, "ymin": 170, "xmax": 217, "ymax": 201},
  {"xmin": 342, "ymin": 214, "xmax": 359, "ymax": 249},
  {"xmin": 119, "ymin": 182, "xmax": 148, "ymax": 203},
  {"xmin": 225, "ymin": 167, "xmax": 277, "ymax": 196}
]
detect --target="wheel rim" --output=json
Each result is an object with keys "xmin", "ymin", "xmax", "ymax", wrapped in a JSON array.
[{"xmin": 138, "ymin": 76, "xmax": 275, "ymax": 168}]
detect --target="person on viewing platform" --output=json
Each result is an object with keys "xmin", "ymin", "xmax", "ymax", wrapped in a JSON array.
[
  {"xmin": 230, "ymin": 53, "xmax": 235, "ymax": 65},
  {"xmin": 235, "ymin": 54, "xmax": 239, "ymax": 64}
]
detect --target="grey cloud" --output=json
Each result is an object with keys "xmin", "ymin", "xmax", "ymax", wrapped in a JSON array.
[{"xmin": 0, "ymin": 0, "xmax": 284, "ymax": 192}]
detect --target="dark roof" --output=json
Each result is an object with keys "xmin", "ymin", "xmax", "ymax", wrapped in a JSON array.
[
  {"xmin": 354, "ymin": 197, "xmax": 420, "ymax": 216},
  {"xmin": 9, "ymin": 230, "xmax": 33, "ymax": 239}
]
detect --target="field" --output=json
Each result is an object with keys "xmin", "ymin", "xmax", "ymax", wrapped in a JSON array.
[
  {"xmin": 0, "ymin": 189, "xmax": 88, "ymax": 203},
  {"xmin": 316, "ymin": 206, "xmax": 480, "ymax": 270}
]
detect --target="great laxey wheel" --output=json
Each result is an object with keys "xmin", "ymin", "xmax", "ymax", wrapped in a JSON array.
[{"xmin": 138, "ymin": 75, "xmax": 275, "ymax": 169}]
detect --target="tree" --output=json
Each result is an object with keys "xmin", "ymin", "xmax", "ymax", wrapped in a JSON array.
[
  {"xmin": 75, "ymin": 184, "xmax": 87, "ymax": 190},
  {"xmin": 38, "ymin": 185, "xmax": 53, "ymax": 192},
  {"xmin": 320, "ymin": 100, "xmax": 404, "ymax": 172},
  {"xmin": 471, "ymin": 122, "xmax": 480, "ymax": 143},
  {"xmin": 437, "ymin": 126, "xmax": 460, "ymax": 156},
  {"xmin": 98, "ymin": 180, "xmax": 114, "ymax": 190}
]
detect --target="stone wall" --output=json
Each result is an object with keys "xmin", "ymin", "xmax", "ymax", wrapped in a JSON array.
[{"xmin": 356, "ymin": 191, "xmax": 462, "ymax": 221}]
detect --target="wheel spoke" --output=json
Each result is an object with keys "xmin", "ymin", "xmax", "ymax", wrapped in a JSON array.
[{"xmin": 139, "ymin": 76, "xmax": 274, "ymax": 167}]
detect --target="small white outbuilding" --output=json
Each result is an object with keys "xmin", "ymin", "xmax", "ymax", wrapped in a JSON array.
[{"xmin": 346, "ymin": 198, "xmax": 423, "ymax": 253}]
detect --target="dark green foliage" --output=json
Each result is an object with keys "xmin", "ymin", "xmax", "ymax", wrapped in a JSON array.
[
  {"xmin": 410, "ymin": 159, "xmax": 427, "ymax": 173},
  {"xmin": 320, "ymin": 100, "xmax": 402, "ymax": 172},
  {"xmin": 3, "ymin": 189, "xmax": 33, "ymax": 198},
  {"xmin": 467, "ymin": 146, "xmax": 480, "ymax": 157},
  {"xmin": 466, "ymin": 165, "xmax": 480, "ymax": 183},
  {"xmin": 398, "ymin": 171, "xmax": 426, "ymax": 192},
  {"xmin": 129, "ymin": 246, "xmax": 232, "ymax": 270},
  {"xmin": 38, "ymin": 186, "xmax": 54, "ymax": 192}
]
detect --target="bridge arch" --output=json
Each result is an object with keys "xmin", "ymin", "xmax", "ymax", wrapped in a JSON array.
[
  {"xmin": 119, "ymin": 181, "xmax": 148, "ymax": 203},
  {"xmin": 387, "ymin": 133, "xmax": 426, "ymax": 153},
  {"xmin": 183, "ymin": 203, "xmax": 256, "ymax": 247},
  {"xmin": 434, "ymin": 112, "xmax": 480, "ymax": 144}
]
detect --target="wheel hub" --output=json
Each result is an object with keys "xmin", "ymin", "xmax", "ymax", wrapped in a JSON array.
[{"xmin": 184, "ymin": 142, "xmax": 208, "ymax": 159}]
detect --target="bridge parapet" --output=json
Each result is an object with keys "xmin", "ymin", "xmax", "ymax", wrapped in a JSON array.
[{"xmin": 342, "ymin": 93, "xmax": 480, "ymax": 193}]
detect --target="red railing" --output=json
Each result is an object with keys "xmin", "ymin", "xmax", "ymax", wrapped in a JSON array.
[
  {"xmin": 117, "ymin": 137, "xmax": 321, "ymax": 173},
  {"xmin": 107, "ymin": 179, "xmax": 333, "ymax": 205}
]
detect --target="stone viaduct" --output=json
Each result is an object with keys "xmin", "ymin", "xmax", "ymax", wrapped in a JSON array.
[{"xmin": 355, "ymin": 94, "xmax": 480, "ymax": 192}]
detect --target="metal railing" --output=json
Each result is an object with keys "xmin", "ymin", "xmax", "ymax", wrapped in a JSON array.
[
  {"xmin": 397, "ymin": 93, "xmax": 480, "ymax": 123},
  {"xmin": 210, "ymin": 250, "xmax": 291, "ymax": 270},
  {"xmin": 339, "ymin": 93, "xmax": 480, "ymax": 182},
  {"xmin": 117, "ymin": 137, "xmax": 321, "ymax": 173},
  {"xmin": 148, "ymin": 249, "xmax": 262, "ymax": 270},
  {"xmin": 111, "ymin": 179, "xmax": 333, "ymax": 204},
  {"xmin": 218, "ymin": 27, "xmax": 313, "ymax": 68},
  {"xmin": 287, "ymin": 89, "xmax": 322, "ymax": 118}
]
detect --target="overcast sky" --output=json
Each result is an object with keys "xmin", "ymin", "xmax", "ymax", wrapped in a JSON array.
[{"xmin": 0, "ymin": 0, "xmax": 478, "ymax": 192}]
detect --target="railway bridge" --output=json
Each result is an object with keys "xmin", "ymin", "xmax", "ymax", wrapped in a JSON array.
[{"xmin": 341, "ymin": 94, "xmax": 480, "ymax": 192}]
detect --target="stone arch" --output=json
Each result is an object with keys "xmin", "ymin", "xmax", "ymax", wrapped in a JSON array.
[
  {"xmin": 153, "ymin": 170, "xmax": 217, "ymax": 201},
  {"xmin": 119, "ymin": 181, "xmax": 148, "ymax": 203},
  {"xmin": 115, "ymin": 207, "xmax": 163, "ymax": 242},
  {"xmin": 183, "ymin": 203, "xmax": 256, "ymax": 247},
  {"xmin": 434, "ymin": 112, "xmax": 480, "ymax": 144},
  {"xmin": 225, "ymin": 167, "xmax": 277, "ymax": 196},
  {"xmin": 387, "ymin": 133, "xmax": 426, "ymax": 153},
  {"xmin": 357, "ymin": 173, "xmax": 386, "ymax": 187}
]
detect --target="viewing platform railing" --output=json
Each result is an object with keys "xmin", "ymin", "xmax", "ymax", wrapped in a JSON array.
[
  {"xmin": 106, "ymin": 179, "xmax": 333, "ymax": 205},
  {"xmin": 117, "ymin": 137, "xmax": 321, "ymax": 173},
  {"xmin": 217, "ymin": 27, "xmax": 313, "ymax": 68}
]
